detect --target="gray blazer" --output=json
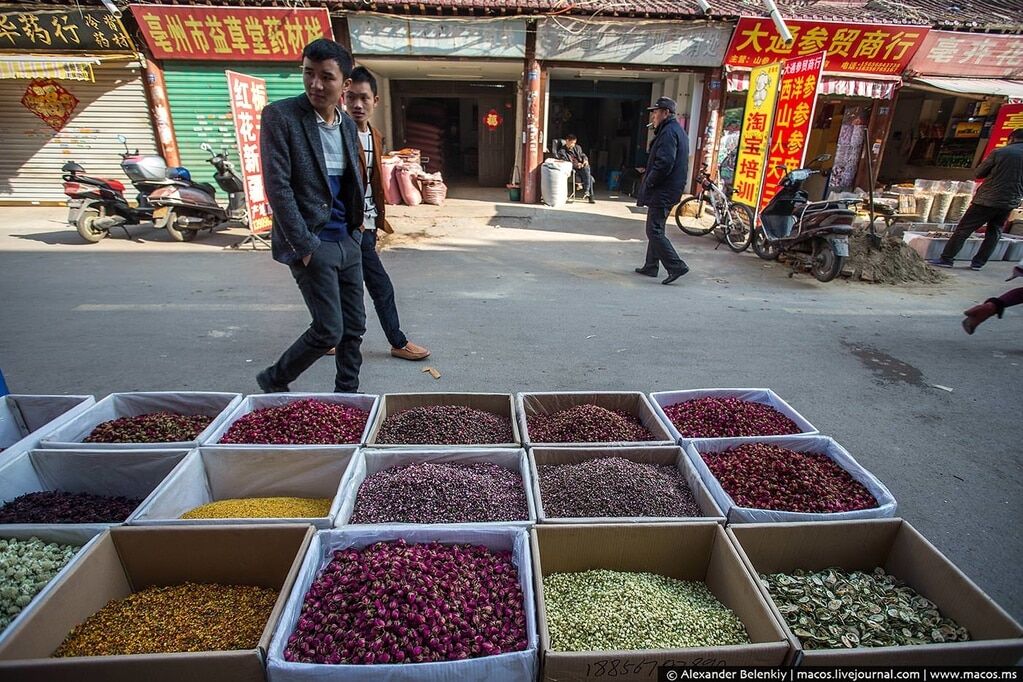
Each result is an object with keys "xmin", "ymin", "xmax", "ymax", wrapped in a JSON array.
[{"xmin": 260, "ymin": 94, "xmax": 365, "ymax": 265}]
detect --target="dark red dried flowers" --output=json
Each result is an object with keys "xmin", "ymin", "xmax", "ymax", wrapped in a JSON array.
[
  {"xmin": 528, "ymin": 404, "xmax": 653, "ymax": 443},
  {"xmin": 220, "ymin": 399, "xmax": 369, "ymax": 445},
  {"xmin": 701, "ymin": 443, "xmax": 877, "ymax": 513},
  {"xmin": 663, "ymin": 397, "xmax": 800, "ymax": 438},
  {"xmin": 375, "ymin": 406, "xmax": 514, "ymax": 445},
  {"xmin": 0, "ymin": 490, "xmax": 142, "ymax": 524},
  {"xmin": 84, "ymin": 412, "xmax": 213, "ymax": 443},
  {"xmin": 284, "ymin": 540, "xmax": 528, "ymax": 665}
]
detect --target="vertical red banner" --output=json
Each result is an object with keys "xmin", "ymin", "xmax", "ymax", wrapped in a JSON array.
[
  {"xmin": 983, "ymin": 104, "xmax": 1023, "ymax": 159},
  {"xmin": 760, "ymin": 51, "xmax": 825, "ymax": 211},
  {"xmin": 226, "ymin": 70, "xmax": 272, "ymax": 235}
]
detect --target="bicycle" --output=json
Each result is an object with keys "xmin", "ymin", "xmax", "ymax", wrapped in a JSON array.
[{"xmin": 673, "ymin": 164, "xmax": 754, "ymax": 252}]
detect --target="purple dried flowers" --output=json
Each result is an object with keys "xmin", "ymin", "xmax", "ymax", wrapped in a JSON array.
[
  {"xmin": 352, "ymin": 462, "xmax": 528, "ymax": 524},
  {"xmin": 375, "ymin": 406, "xmax": 514, "ymax": 445},
  {"xmin": 84, "ymin": 412, "xmax": 213, "ymax": 443},
  {"xmin": 663, "ymin": 397, "xmax": 800, "ymax": 439},
  {"xmin": 527, "ymin": 404, "xmax": 654, "ymax": 443},
  {"xmin": 538, "ymin": 457, "xmax": 701, "ymax": 518},
  {"xmin": 284, "ymin": 540, "xmax": 528, "ymax": 665},
  {"xmin": 220, "ymin": 399, "xmax": 369, "ymax": 445},
  {"xmin": 0, "ymin": 491, "xmax": 142, "ymax": 524}
]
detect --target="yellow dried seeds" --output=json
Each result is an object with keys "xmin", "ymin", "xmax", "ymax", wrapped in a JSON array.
[{"xmin": 180, "ymin": 497, "xmax": 332, "ymax": 519}]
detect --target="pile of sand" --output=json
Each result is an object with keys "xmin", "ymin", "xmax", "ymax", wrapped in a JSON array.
[{"xmin": 845, "ymin": 228, "xmax": 947, "ymax": 284}]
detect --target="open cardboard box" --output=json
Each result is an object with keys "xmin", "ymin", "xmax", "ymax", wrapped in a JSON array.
[
  {"xmin": 0, "ymin": 395, "xmax": 94, "ymax": 463},
  {"xmin": 204, "ymin": 393, "xmax": 379, "ymax": 447},
  {"xmin": 517, "ymin": 392, "xmax": 673, "ymax": 447},
  {"xmin": 728, "ymin": 520, "xmax": 1023, "ymax": 665},
  {"xmin": 0, "ymin": 524, "xmax": 315, "ymax": 682},
  {"xmin": 365, "ymin": 393, "xmax": 521, "ymax": 448},
  {"xmin": 529, "ymin": 446, "xmax": 725, "ymax": 523},
  {"xmin": 648, "ymin": 388, "xmax": 818, "ymax": 444},
  {"xmin": 532, "ymin": 524, "xmax": 790, "ymax": 680}
]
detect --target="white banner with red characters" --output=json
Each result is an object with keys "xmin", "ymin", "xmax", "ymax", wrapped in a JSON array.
[
  {"xmin": 760, "ymin": 51, "xmax": 825, "ymax": 211},
  {"xmin": 226, "ymin": 70, "xmax": 272, "ymax": 235}
]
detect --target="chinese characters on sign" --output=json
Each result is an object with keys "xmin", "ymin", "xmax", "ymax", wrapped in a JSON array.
[
  {"xmin": 725, "ymin": 18, "xmax": 928, "ymax": 75},
  {"xmin": 21, "ymin": 79, "xmax": 79, "ymax": 131},
  {"xmin": 760, "ymin": 51, "xmax": 825, "ymax": 211},
  {"xmin": 132, "ymin": 6, "xmax": 332, "ymax": 61},
  {"xmin": 0, "ymin": 9, "xmax": 131, "ymax": 52},
  {"xmin": 732, "ymin": 62, "xmax": 782, "ymax": 209},
  {"xmin": 908, "ymin": 30, "xmax": 1023, "ymax": 79},
  {"xmin": 226, "ymin": 71, "xmax": 272, "ymax": 235},
  {"xmin": 983, "ymin": 104, "xmax": 1023, "ymax": 159}
]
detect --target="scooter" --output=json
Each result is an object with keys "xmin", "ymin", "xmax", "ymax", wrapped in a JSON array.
[
  {"xmin": 147, "ymin": 143, "xmax": 247, "ymax": 242},
  {"xmin": 751, "ymin": 154, "xmax": 857, "ymax": 282}
]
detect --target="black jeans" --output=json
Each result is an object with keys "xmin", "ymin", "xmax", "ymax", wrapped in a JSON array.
[
  {"xmin": 643, "ymin": 204, "xmax": 687, "ymax": 274},
  {"xmin": 361, "ymin": 228, "xmax": 407, "ymax": 350},
  {"xmin": 575, "ymin": 165, "xmax": 595, "ymax": 197},
  {"xmin": 268, "ymin": 234, "xmax": 366, "ymax": 392},
  {"xmin": 940, "ymin": 203, "xmax": 1010, "ymax": 266}
]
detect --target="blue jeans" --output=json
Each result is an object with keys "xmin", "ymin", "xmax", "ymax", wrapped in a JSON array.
[{"xmin": 361, "ymin": 229, "xmax": 407, "ymax": 350}]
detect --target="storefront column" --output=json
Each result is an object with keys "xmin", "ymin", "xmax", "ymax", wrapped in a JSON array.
[
  {"xmin": 142, "ymin": 55, "xmax": 180, "ymax": 167},
  {"xmin": 522, "ymin": 24, "xmax": 543, "ymax": 204},
  {"xmin": 696, "ymin": 69, "xmax": 726, "ymax": 189},
  {"xmin": 856, "ymin": 91, "xmax": 897, "ymax": 190}
]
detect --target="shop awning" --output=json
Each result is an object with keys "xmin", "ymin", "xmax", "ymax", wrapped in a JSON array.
[
  {"xmin": 0, "ymin": 55, "xmax": 101, "ymax": 83},
  {"xmin": 725, "ymin": 70, "xmax": 899, "ymax": 99},
  {"xmin": 909, "ymin": 76, "xmax": 1023, "ymax": 100}
]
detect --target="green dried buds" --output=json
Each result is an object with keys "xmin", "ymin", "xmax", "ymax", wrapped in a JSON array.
[{"xmin": 0, "ymin": 537, "xmax": 80, "ymax": 630}]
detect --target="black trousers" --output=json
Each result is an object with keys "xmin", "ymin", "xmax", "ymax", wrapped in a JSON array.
[
  {"xmin": 940, "ymin": 203, "xmax": 1010, "ymax": 266},
  {"xmin": 643, "ymin": 205, "xmax": 687, "ymax": 274},
  {"xmin": 361, "ymin": 228, "xmax": 407, "ymax": 350},
  {"xmin": 268, "ymin": 234, "xmax": 366, "ymax": 392}
]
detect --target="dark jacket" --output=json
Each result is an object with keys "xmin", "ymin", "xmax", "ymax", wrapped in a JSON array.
[
  {"xmin": 557, "ymin": 143, "xmax": 588, "ymax": 169},
  {"xmin": 260, "ymin": 94, "xmax": 365, "ymax": 265},
  {"xmin": 356, "ymin": 124, "xmax": 392, "ymax": 233},
  {"xmin": 972, "ymin": 140, "xmax": 1023, "ymax": 210},
  {"xmin": 637, "ymin": 116, "xmax": 689, "ymax": 208}
]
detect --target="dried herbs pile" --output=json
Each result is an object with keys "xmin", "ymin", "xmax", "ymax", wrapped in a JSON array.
[
  {"xmin": 0, "ymin": 491, "xmax": 141, "ymax": 524},
  {"xmin": 0, "ymin": 537, "xmax": 81, "ymax": 629},
  {"xmin": 528, "ymin": 404, "xmax": 654, "ymax": 443},
  {"xmin": 663, "ymin": 397, "xmax": 800, "ymax": 439},
  {"xmin": 543, "ymin": 570, "xmax": 749, "ymax": 651},
  {"xmin": 762, "ymin": 567, "xmax": 970, "ymax": 649},
  {"xmin": 181, "ymin": 497, "xmax": 332, "ymax": 519},
  {"xmin": 285, "ymin": 540, "xmax": 528, "ymax": 664},
  {"xmin": 53, "ymin": 582, "xmax": 278, "ymax": 656},
  {"xmin": 84, "ymin": 412, "xmax": 213, "ymax": 443},
  {"xmin": 351, "ymin": 462, "xmax": 528, "ymax": 524},
  {"xmin": 537, "ymin": 457, "xmax": 701, "ymax": 518},
  {"xmin": 220, "ymin": 399, "xmax": 369, "ymax": 445},
  {"xmin": 376, "ymin": 406, "xmax": 514, "ymax": 445}
]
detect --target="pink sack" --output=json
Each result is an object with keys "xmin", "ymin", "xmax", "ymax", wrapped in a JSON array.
[
  {"xmin": 396, "ymin": 166, "xmax": 423, "ymax": 206},
  {"xmin": 380, "ymin": 157, "xmax": 403, "ymax": 206}
]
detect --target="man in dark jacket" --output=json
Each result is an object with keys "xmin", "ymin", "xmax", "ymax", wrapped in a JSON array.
[
  {"xmin": 929, "ymin": 128, "xmax": 1023, "ymax": 270},
  {"xmin": 557, "ymin": 134, "xmax": 595, "ymax": 203},
  {"xmin": 256, "ymin": 39, "xmax": 367, "ymax": 394},
  {"xmin": 635, "ymin": 97, "xmax": 689, "ymax": 284}
]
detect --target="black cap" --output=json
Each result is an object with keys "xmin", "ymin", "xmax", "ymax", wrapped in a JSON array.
[{"xmin": 647, "ymin": 97, "xmax": 677, "ymax": 114}]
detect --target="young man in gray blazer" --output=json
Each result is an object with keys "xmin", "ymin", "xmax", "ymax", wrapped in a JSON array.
[{"xmin": 257, "ymin": 39, "xmax": 367, "ymax": 393}]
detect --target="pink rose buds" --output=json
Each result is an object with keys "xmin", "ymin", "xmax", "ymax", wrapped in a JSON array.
[
  {"xmin": 528, "ymin": 404, "xmax": 654, "ymax": 443},
  {"xmin": 701, "ymin": 443, "xmax": 877, "ymax": 513},
  {"xmin": 0, "ymin": 490, "xmax": 142, "ymax": 524},
  {"xmin": 84, "ymin": 412, "xmax": 213, "ymax": 443},
  {"xmin": 663, "ymin": 397, "xmax": 800, "ymax": 438},
  {"xmin": 375, "ymin": 406, "xmax": 514, "ymax": 445},
  {"xmin": 351, "ymin": 462, "xmax": 528, "ymax": 524},
  {"xmin": 538, "ymin": 457, "xmax": 701, "ymax": 518},
  {"xmin": 284, "ymin": 540, "xmax": 528, "ymax": 665},
  {"xmin": 220, "ymin": 399, "xmax": 369, "ymax": 445}
]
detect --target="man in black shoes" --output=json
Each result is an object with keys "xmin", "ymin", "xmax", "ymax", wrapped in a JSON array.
[
  {"xmin": 635, "ymin": 97, "xmax": 689, "ymax": 285},
  {"xmin": 557, "ymin": 134, "xmax": 596, "ymax": 203}
]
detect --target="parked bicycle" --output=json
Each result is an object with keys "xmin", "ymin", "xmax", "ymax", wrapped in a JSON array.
[{"xmin": 673, "ymin": 164, "xmax": 754, "ymax": 252}]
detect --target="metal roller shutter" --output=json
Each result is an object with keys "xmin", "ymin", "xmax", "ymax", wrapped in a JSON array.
[
  {"xmin": 163, "ymin": 63, "xmax": 303, "ymax": 191},
  {"xmin": 0, "ymin": 60, "xmax": 156, "ymax": 204}
]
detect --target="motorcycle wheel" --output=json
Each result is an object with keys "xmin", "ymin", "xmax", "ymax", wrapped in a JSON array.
[
  {"xmin": 164, "ymin": 212, "xmax": 197, "ymax": 242},
  {"xmin": 76, "ymin": 208, "xmax": 108, "ymax": 243},
  {"xmin": 811, "ymin": 243, "xmax": 845, "ymax": 282},
  {"xmin": 751, "ymin": 226, "xmax": 781, "ymax": 261},
  {"xmin": 724, "ymin": 203, "xmax": 754, "ymax": 253},
  {"xmin": 674, "ymin": 197, "xmax": 716, "ymax": 236}
]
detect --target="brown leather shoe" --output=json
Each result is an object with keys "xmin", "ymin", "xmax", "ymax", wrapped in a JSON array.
[{"xmin": 391, "ymin": 341, "xmax": 430, "ymax": 361}]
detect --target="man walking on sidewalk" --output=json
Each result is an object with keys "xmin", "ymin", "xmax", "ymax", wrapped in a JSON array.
[
  {"xmin": 928, "ymin": 128, "xmax": 1023, "ymax": 270},
  {"xmin": 635, "ymin": 97, "xmax": 689, "ymax": 285}
]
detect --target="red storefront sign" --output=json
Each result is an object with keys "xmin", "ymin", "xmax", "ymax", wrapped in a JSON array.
[
  {"xmin": 983, "ymin": 104, "xmax": 1023, "ymax": 159},
  {"xmin": 226, "ymin": 71, "xmax": 272, "ymax": 235},
  {"xmin": 908, "ymin": 30, "xmax": 1023, "ymax": 79},
  {"xmin": 760, "ymin": 51, "xmax": 826, "ymax": 211},
  {"xmin": 725, "ymin": 17, "xmax": 928, "ymax": 76},
  {"xmin": 132, "ymin": 5, "xmax": 332, "ymax": 61}
]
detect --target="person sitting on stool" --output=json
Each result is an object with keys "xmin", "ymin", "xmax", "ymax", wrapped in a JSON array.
[{"xmin": 557, "ymin": 134, "xmax": 596, "ymax": 204}]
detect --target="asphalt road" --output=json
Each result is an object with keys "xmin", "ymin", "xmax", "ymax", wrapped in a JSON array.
[{"xmin": 1, "ymin": 193, "xmax": 1020, "ymax": 623}]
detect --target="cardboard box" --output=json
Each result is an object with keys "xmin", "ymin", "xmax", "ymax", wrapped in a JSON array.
[
  {"xmin": 130, "ymin": 447, "xmax": 356, "ymax": 529},
  {"xmin": 266, "ymin": 526, "xmax": 538, "ymax": 681},
  {"xmin": 516, "ymin": 392, "xmax": 673, "ymax": 447},
  {"xmin": 0, "ymin": 449, "xmax": 191, "ymax": 529},
  {"xmin": 529, "ymin": 446, "xmax": 725, "ymax": 523},
  {"xmin": 204, "ymin": 394, "xmax": 379, "ymax": 447},
  {"xmin": 532, "ymin": 524, "xmax": 790, "ymax": 679},
  {"xmin": 648, "ymin": 388, "xmax": 818, "ymax": 444},
  {"xmin": 40, "ymin": 392, "xmax": 242, "ymax": 450},
  {"xmin": 728, "ymin": 520, "xmax": 1023, "ymax": 665},
  {"xmin": 0, "ymin": 524, "xmax": 314, "ymax": 682},
  {"xmin": 0, "ymin": 395, "xmax": 94, "ymax": 464},
  {"xmin": 365, "ymin": 393, "xmax": 521, "ymax": 448},
  {"xmin": 336, "ymin": 448, "xmax": 536, "ymax": 527}
]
